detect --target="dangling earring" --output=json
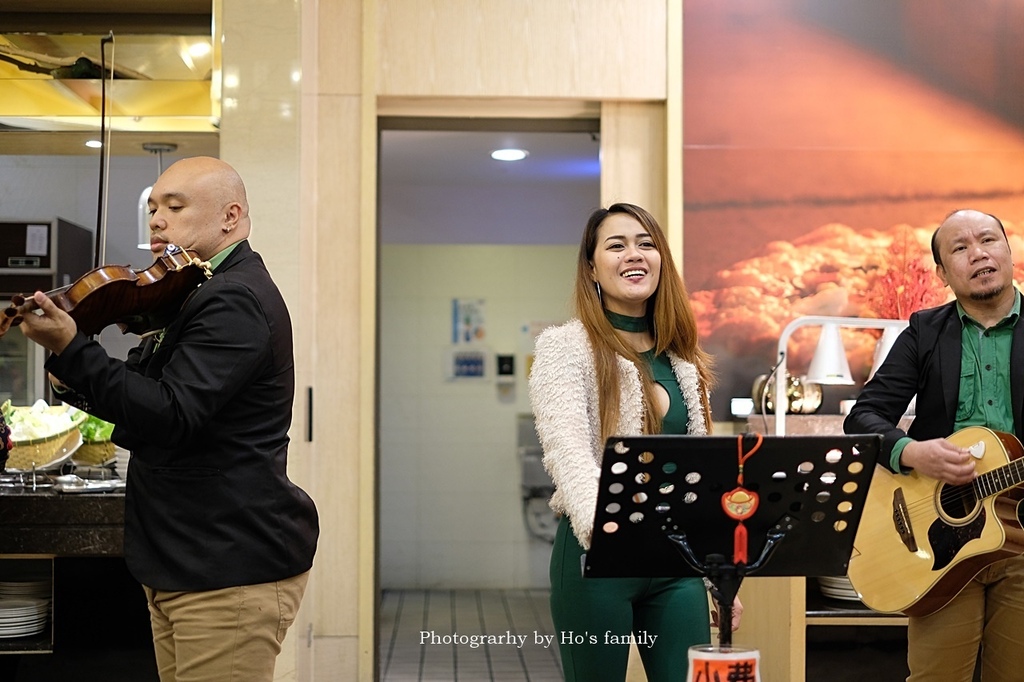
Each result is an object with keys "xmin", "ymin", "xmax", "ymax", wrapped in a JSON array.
[{"xmin": 595, "ymin": 281, "xmax": 602, "ymax": 301}]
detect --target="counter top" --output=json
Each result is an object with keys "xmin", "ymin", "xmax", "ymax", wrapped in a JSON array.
[
  {"xmin": 0, "ymin": 489, "xmax": 125, "ymax": 556},
  {"xmin": 747, "ymin": 414, "xmax": 847, "ymax": 435},
  {"xmin": 746, "ymin": 413, "xmax": 915, "ymax": 435}
]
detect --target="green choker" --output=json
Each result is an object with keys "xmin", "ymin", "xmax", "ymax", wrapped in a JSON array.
[{"xmin": 605, "ymin": 310, "xmax": 649, "ymax": 333}]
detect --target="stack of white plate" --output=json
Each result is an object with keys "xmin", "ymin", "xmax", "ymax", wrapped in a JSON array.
[
  {"xmin": 818, "ymin": 575, "xmax": 861, "ymax": 602},
  {"xmin": 0, "ymin": 580, "xmax": 50, "ymax": 601},
  {"xmin": 0, "ymin": 597, "xmax": 50, "ymax": 638},
  {"xmin": 114, "ymin": 446, "xmax": 131, "ymax": 480}
]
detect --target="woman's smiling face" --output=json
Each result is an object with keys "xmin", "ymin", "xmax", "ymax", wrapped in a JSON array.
[{"xmin": 590, "ymin": 213, "xmax": 662, "ymax": 316}]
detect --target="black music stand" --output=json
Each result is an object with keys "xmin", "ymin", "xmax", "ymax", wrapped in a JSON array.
[{"xmin": 584, "ymin": 433, "xmax": 881, "ymax": 647}]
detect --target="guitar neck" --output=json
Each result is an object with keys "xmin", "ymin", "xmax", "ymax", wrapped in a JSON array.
[{"xmin": 974, "ymin": 458, "xmax": 1024, "ymax": 498}]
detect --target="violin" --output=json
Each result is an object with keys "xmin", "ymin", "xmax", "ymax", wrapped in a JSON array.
[{"xmin": 0, "ymin": 244, "xmax": 212, "ymax": 339}]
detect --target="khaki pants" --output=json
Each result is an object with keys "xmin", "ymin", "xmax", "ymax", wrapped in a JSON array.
[
  {"xmin": 907, "ymin": 554, "xmax": 1024, "ymax": 681},
  {"xmin": 143, "ymin": 571, "xmax": 309, "ymax": 682}
]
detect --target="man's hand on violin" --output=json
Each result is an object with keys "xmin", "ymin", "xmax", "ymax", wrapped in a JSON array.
[{"xmin": 17, "ymin": 291, "xmax": 78, "ymax": 355}]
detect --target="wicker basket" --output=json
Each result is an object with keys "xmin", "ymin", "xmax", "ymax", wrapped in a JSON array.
[
  {"xmin": 7, "ymin": 425, "xmax": 84, "ymax": 471},
  {"xmin": 5, "ymin": 407, "xmax": 87, "ymax": 471},
  {"xmin": 72, "ymin": 439, "xmax": 116, "ymax": 466}
]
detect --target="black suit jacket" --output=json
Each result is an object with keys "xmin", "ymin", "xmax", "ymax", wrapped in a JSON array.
[
  {"xmin": 844, "ymin": 294, "xmax": 1024, "ymax": 472},
  {"xmin": 47, "ymin": 241, "xmax": 319, "ymax": 591}
]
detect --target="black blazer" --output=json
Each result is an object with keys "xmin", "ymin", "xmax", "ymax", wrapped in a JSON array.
[
  {"xmin": 844, "ymin": 294, "xmax": 1024, "ymax": 472},
  {"xmin": 47, "ymin": 241, "xmax": 319, "ymax": 591}
]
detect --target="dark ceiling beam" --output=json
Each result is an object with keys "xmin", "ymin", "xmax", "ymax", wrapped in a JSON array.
[{"xmin": 0, "ymin": 13, "xmax": 211, "ymax": 35}]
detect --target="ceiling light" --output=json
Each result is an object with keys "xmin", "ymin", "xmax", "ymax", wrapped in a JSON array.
[
  {"xmin": 805, "ymin": 323, "xmax": 854, "ymax": 385},
  {"xmin": 491, "ymin": 148, "xmax": 528, "ymax": 161},
  {"xmin": 138, "ymin": 143, "xmax": 179, "ymax": 250},
  {"xmin": 188, "ymin": 42, "xmax": 212, "ymax": 58},
  {"xmin": 85, "ymin": 140, "xmax": 102, "ymax": 148}
]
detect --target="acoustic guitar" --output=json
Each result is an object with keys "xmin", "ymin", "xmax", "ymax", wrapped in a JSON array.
[{"xmin": 847, "ymin": 426, "xmax": 1024, "ymax": 617}]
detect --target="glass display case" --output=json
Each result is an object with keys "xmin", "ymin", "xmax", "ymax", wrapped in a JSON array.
[
  {"xmin": 0, "ymin": 218, "xmax": 92, "ymax": 406},
  {"xmin": 0, "ymin": 332, "xmax": 44, "ymax": 406}
]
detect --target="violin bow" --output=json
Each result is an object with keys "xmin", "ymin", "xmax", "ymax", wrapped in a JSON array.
[{"xmin": 94, "ymin": 31, "xmax": 114, "ymax": 270}]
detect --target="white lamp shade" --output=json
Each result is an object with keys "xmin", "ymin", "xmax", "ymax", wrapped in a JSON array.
[
  {"xmin": 868, "ymin": 322, "xmax": 908, "ymax": 380},
  {"xmin": 806, "ymin": 323, "xmax": 854, "ymax": 385},
  {"xmin": 138, "ymin": 185, "xmax": 152, "ymax": 250}
]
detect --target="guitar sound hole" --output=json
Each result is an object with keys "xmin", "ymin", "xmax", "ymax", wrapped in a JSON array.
[{"xmin": 937, "ymin": 483, "xmax": 977, "ymax": 521}]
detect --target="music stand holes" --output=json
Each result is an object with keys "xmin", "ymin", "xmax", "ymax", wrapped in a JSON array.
[
  {"xmin": 772, "ymin": 471, "xmax": 787, "ymax": 480},
  {"xmin": 663, "ymin": 462, "xmax": 678, "ymax": 475},
  {"xmin": 842, "ymin": 481, "xmax": 859, "ymax": 494},
  {"xmin": 614, "ymin": 441, "xmax": 630, "ymax": 455},
  {"xmin": 834, "ymin": 519, "xmax": 848, "ymax": 532},
  {"xmin": 797, "ymin": 461, "xmax": 814, "ymax": 474},
  {"xmin": 638, "ymin": 451, "xmax": 655, "ymax": 464},
  {"xmin": 825, "ymin": 448, "xmax": 843, "ymax": 464},
  {"xmin": 837, "ymin": 501, "xmax": 853, "ymax": 513},
  {"xmin": 683, "ymin": 492, "xmax": 697, "ymax": 504},
  {"xmin": 815, "ymin": 491, "xmax": 831, "ymax": 503},
  {"xmin": 685, "ymin": 472, "xmax": 701, "ymax": 485},
  {"xmin": 811, "ymin": 511, "xmax": 826, "ymax": 522},
  {"xmin": 847, "ymin": 461, "xmax": 864, "ymax": 475},
  {"xmin": 659, "ymin": 482, "xmax": 675, "ymax": 495},
  {"xmin": 632, "ymin": 492, "xmax": 648, "ymax": 504},
  {"xmin": 606, "ymin": 502, "xmax": 621, "ymax": 514},
  {"xmin": 629, "ymin": 512, "xmax": 644, "ymax": 523},
  {"xmin": 603, "ymin": 521, "xmax": 619, "ymax": 534},
  {"xmin": 635, "ymin": 472, "xmax": 651, "ymax": 485},
  {"xmin": 609, "ymin": 482, "xmax": 624, "ymax": 495},
  {"xmin": 655, "ymin": 502, "xmax": 671, "ymax": 513},
  {"xmin": 611, "ymin": 462, "xmax": 628, "ymax": 475},
  {"xmin": 820, "ymin": 471, "xmax": 837, "ymax": 485}
]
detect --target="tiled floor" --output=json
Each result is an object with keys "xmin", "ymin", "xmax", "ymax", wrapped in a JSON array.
[
  {"xmin": 379, "ymin": 589, "xmax": 919, "ymax": 682},
  {"xmin": 4, "ymin": 577, "xmax": 913, "ymax": 682},
  {"xmin": 379, "ymin": 589, "xmax": 562, "ymax": 682}
]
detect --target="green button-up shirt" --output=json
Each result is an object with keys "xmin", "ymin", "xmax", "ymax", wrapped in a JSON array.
[
  {"xmin": 890, "ymin": 290, "xmax": 1020, "ymax": 472},
  {"xmin": 954, "ymin": 293, "xmax": 1019, "ymax": 432}
]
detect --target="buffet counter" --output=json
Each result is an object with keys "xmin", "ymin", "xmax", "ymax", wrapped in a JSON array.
[
  {"xmin": 0, "ymin": 487, "xmax": 125, "ymax": 556},
  {"xmin": 0, "ymin": 484, "xmax": 127, "ymax": 658},
  {"xmin": 746, "ymin": 413, "xmax": 915, "ymax": 436},
  {"xmin": 745, "ymin": 414, "xmax": 847, "ymax": 436}
]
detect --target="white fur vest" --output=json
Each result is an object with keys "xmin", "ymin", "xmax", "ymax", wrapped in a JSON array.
[{"xmin": 528, "ymin": 319, "xmax": 708, "ymax": 550}]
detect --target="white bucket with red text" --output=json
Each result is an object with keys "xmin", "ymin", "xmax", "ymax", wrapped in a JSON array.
[{"xmin": 687, "ymin": 644, "xmax": 761, "ymax": 682}]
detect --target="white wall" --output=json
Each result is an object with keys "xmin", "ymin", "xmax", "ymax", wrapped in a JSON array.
[
  {"xmin": 379, "ymin": 243, "xmax": 576, "ymax": 589},
  {"xmin": 0, "ymin": 154, "xmax": 188, "ymax": 359},
  {"xmin": 0, "ymin": 155, "xmax": 186, "ymax": 269}
]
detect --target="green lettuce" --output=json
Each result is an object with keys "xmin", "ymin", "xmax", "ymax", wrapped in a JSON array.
[{"xmin": 79, "ymin": 414, "xmax": 115, "ymax": 442}]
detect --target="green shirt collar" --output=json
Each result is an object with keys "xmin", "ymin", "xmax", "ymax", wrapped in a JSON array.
[
  {"xmin": 956, "ymin": 288, "xmax": 1021, "ymax": 329},
  {"xmin": 207, "ymin": 241, "xmax": 242, "ymax": 272}
]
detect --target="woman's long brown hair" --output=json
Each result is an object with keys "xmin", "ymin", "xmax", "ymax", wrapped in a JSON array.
[{"xmin": 573, "ymin": 203, "xmax": 715, "ymax": 441}]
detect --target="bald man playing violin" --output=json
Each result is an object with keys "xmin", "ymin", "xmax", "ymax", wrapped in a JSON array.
[{"xmin": 18, "ymin": 157, "xmax": 319, "ymax": 682}]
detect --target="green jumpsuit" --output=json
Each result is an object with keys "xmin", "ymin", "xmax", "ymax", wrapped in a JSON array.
[{"xmin": 549, "ymin": 349, "xmax": 711, "ymax": 681}]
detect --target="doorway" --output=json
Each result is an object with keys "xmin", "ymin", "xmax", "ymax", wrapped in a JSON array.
[{"xmin": 376, "ymin": 118, "xmax": 598, "ymax": 589}]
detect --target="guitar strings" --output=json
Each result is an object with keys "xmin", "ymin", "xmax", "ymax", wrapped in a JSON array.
[{"xmin": 900, "ymin": 458, "xmax": 1024, "ymax": 522}]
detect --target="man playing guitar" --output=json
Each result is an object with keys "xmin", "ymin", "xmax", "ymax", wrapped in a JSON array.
[{"xmin": 845, "ymin": 209, "xmax": 1024, "ymax": 682}]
